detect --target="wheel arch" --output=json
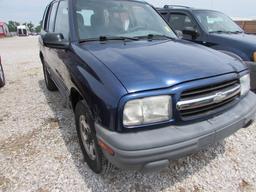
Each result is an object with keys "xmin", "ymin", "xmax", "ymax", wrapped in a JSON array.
[
  {"xmin": 70, "ymin": 87, "xmax": 84, "ymax": 111},
  {"xmin": 69, "ymin": 86, "xmax": 98, "ymax": 122}
]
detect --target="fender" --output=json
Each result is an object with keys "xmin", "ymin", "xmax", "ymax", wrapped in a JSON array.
[{"xmin": 218, "ymin": 50, "xmax": 243, "ymax": 62}]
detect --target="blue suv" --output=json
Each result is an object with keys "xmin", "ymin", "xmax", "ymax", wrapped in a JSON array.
[
  {"xmin": 39, "ymin": 0, "xmax": 256, "ymax": 173},
  {"xmin": 157, "ymin": 5, "xmax": 256, "ymax": 91}
]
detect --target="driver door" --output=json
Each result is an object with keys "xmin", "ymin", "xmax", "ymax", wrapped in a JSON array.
[{"xmin": 49, "ymin": 0, "xmax": 71, "ymax": 98}]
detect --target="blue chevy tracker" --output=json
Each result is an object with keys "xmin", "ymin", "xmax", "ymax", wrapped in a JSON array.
[{"xmin": 39, "ymin": 0, "xmax": 256, "ymax": 173}]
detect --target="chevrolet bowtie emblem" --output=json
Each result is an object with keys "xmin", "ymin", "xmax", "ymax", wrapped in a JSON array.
[{"xmin": 213, "ymin": 92, "xmax": 226, "ymax": 103}]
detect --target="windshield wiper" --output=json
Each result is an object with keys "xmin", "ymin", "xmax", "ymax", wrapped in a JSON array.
[
  {"xmin": 209, "ymin": 30, "xmax": 244, "ymax": 34},
  {"xmin": 79, "ymin": 34, "xmax": 174, "ymax": 43},
  {"xmin": 136, "ymin": 34, "xmax": 176, "ymax": 41},
  {"xmin": 79, "ymin": 36, "xmax": 139, "ymax": 43},
  {"xmin": 230, "ymin": 31, "xmax": 243, "ymax": 34},
  {"xmin": 99, "ymin": 36, "xmax": 139, "ymax": 41},
  {"xmin": 209, "ymin": 30, "xmax": 231, "ymax": 34}
]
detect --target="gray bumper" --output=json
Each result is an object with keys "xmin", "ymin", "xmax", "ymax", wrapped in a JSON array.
[
  {"xmin": 96, "ymin": 92, "xmax": 256, "ymax": 171},
  {"xmin": 245, "ymin": 61, "xmax": 256, "ymax": 91}
]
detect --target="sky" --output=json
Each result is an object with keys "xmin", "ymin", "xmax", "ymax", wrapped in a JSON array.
[{"xmin": 0, "ymin": 0, "xmax": 256, "ymax": 25}]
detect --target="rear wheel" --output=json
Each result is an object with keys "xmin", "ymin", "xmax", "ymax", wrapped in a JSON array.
[
  {"xmin": 0, "ymin": 63, "xmax": 5, "ymax": 88},
  {"xmin": 42, "ymin": 62, "xmax": 57, "ymax": 91},
  {"xmin": 75, "ymin": 100, "xmax": 111, "ymax": 174}
]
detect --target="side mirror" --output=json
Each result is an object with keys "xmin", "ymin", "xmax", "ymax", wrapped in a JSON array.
[
  {"xmin": 175, "ymin": 30, "xmax": 183, "ymax": 39},
  {"xmin": 43, "ymin": 33, "xmax": 69, "ymax": 49},
  {"xmin": 182, "ymin": 29, "xmax": 200, "ymax": 40}
]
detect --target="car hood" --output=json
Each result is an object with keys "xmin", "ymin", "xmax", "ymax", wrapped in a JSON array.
[{"xmin": 80, "ymin": 40, "xmax": 245, "ymax": 93}]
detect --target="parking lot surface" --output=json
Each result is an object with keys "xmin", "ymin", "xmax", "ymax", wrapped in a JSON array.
[{"xmin": 0, "ymin": 36, "xmax": 256, "ymax": 192}]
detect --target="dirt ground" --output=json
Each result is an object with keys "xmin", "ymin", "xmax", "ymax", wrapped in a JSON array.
[{"xmin": 0, "ymin": 36, "xmax": 256, "ymax": 192}]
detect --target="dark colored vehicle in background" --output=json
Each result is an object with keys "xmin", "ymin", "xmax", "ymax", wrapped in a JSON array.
[
  {"xmin": 0, "ymin": 56, "xmax": 5, "ymax": 88},
  {"xmin": 158, "ymin": 5, "xmax": 256, "ymax": 91},
  {"xmin": 39, "ymin": 0, "xmax": 256, "ymax": 174}
]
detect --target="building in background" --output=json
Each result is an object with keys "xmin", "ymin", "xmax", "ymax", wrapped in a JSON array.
[
  {"xmin": 234, "ymin": 18, "xmax": 256, "ymax": 34},
  {"xmin": 0, "ymin": 21, "xmax": 10, "ymax": 37}
]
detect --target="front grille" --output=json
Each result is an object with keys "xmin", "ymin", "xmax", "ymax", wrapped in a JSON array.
[{"xmin": 177, "ymin": 79, "xmax": 240, "ymax": 119}]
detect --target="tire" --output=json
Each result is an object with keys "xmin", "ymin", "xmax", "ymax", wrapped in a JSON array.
[
  {"xmin": 0, "ymin": 63, "xmax": 5, "ymax": 88},
  {"xmin": 75, "ymin": 100, "xmax": 111, "ymax": 174},
  {"xmin": 42, "ymin": 62, "xmax": 57, "ymax": 91}
]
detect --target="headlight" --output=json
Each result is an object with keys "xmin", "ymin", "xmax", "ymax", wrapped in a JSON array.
[
  {"xmin": 123, "ymin": 95, "xmax": 171, "ymax": 127},
  {"xmin": 253, "ymin": 52, "xmax": 256, "ymax": 62},
  {"xmin": 240, "ymin": 74, "xmax": 250, "ymax": 96}
]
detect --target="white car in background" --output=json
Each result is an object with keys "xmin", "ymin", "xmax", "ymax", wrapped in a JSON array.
[{"xmin": 17, "ymin": 25, "xmax": 30, "ymax": 36}]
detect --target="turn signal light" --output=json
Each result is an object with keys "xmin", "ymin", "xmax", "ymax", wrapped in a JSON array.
[
  {"xmin": 253, "ymin": 52, "xmax": 256, "ymax": 62},
  {"xmin": 98, "ymin": 139, "xmax": 114, "ymax": 156}
]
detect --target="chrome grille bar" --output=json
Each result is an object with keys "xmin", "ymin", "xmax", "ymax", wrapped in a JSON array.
[
  {"xmin": 177, "ymin": 84, "xmax": 241, "ymax": 111},
  {"xmin": 181, "ymin": 80, "xmax": 238, "ymax": 98}
]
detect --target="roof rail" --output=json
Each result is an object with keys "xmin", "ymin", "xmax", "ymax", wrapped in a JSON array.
[{"xmin": 163, "ymin": 5, "xmax": 191, "ymax": 9}]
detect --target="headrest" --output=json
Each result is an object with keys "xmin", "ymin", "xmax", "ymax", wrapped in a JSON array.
[{"xmin": 77, "ymin": 13, "xmax": 84, "ymax": 26}]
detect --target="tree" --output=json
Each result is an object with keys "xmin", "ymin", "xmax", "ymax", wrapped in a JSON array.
[
  {"xmin": 7, "ymin": 21, "xmax": 20, "ymax": 32},
  {"xmin": 7, "ymin": 20, "xmax": 40, "ymax": 33},
  {"xmin": 27, "ymin": 22, "xmax": 34, "ymax": 32},
  {"xmin": 35, "ymin": 20, "xmax": 43, "ymax": 33},
  {"xmin": 35, "ymin": 25, "xmax": 42, "ymax": 33}
]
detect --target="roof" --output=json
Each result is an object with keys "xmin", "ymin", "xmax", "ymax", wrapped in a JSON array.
[
  {"xmin": 164, "ymin": 5, "xmax": 192, "ymax": 9},
  {"xmin": 157, "ymin": 5, "xmax": 216, "ymax": 12},
  {"xmin": 17, "ymin": 25, "xmax": 27, "ymax": 29},
  {"xmin": 160, "ymin": 5, "xmax": 195, "ymax": 10}
]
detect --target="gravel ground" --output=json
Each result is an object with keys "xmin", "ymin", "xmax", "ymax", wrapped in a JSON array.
[{"xmin": 0, "ymin": 36, "xmax": 256, "ymax": 192}]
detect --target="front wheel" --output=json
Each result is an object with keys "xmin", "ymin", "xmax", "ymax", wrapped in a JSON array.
[
  {"xmin": 75, "ymin": 100, "xmax": 111, "ymax": 174},
  {"xmin": 0, "ymin": 63, "xmax": 5, "ymax": 88}
]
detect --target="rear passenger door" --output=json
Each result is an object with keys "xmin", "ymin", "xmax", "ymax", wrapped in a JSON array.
[
  {"xmin": 42, "ymin": 1, "xmax": 59, "ymax": 80},
  {"xmin": 168, "ymin": 12, "xmax": 204, "ymax": 44}
]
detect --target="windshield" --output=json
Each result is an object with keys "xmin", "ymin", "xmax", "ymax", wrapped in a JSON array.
[
  {"xmin": 194, "ymin": 11, "xmax": 243, "ymax": 33},
  {"xmin": 75, "ymin": 0, "xmax": 176, "ymax": 40}
]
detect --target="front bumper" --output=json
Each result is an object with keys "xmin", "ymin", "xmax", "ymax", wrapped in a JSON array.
[
  {"xmin": 96, "ymin": 92, "xmax": 256, "ymax": 171},
  {"xmin": 245, "ymin": 61, "xmax": 256, "ymax": 91}
]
